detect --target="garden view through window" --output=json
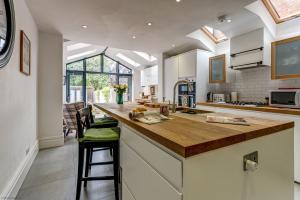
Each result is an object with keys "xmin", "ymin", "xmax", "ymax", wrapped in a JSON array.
[{"xmin": 66, "ymin": 54, "xmax": 132, "ymax": 104}]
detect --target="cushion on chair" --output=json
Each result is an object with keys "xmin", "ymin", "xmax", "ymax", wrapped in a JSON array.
[
  {"xmin": 79, "ymin": 128, "xmax": 120, "ymax": 142},
  {"xmin": 92, "ymin": 117, "xmax": 118, "ymax": 127}
]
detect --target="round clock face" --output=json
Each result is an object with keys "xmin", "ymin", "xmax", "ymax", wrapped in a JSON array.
[{"xmin": 0, "ymin": 0, "xmax": 15, "ymax": 69}]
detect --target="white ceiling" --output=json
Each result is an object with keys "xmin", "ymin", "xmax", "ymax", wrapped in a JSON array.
[
  {"xmin": 25, "ymin": 0, "xmax": 257, "ymax": 55},
  {"xmin": 64, "ymin": 41, "xmax": 157, "ymax": 69}
]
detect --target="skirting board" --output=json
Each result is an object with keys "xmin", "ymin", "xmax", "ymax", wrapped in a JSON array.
[
  {"xmin": 39, "ymin": 135, "xmax": 64, "ymax": 149},
  {"xmin": 0, "ymin": 140, "xmax": 38, "ymax": 199}
]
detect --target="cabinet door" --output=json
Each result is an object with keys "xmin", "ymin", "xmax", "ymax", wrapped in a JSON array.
[
  {"xmin": 122, "ymin": 181, "xmax": 136, "ymax": 200},
  {"xmin": 164, "ymin": 57, "xmax": 179, "ymax": 102},
  {"xmin": 178, "ymin": 51, "xmax": 196, "ymax": 78},
  {"xmin": 151, "ymin": 65, "xmax": 158, "ymax": 85},
  {"xmin": 120, "ymin": 141, "xmax": 182, "ymax": 200}
]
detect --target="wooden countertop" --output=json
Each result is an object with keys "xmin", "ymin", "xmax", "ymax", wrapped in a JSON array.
[
  {"xmin": 198, "ymin": 102, "xmax": 300, "ymax": 116},
  {"xmin": 94, "ymin": 103, "xmax": 294, "ymax": 158}
]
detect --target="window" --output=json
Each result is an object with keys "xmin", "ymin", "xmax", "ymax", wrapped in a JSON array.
[
  {"xmin": 262, "ymin": 0, "xmax": 300, "ymax": 23},
  {"xmin": 67, "ymin": 61, "xmax": 84, "ymax": 71},
  {"xmin": 86, "ymin": 56, "xmax": 101, "ymax": 72},
  {"xmin": 119, "ymin": 64, "xmax": 132, "ymax": 74},
  {"xmin": 66, "ymin": 53, "xmax": 133, "ymax": 103},
  {"xmin": 201, "ymin": 26, "xmax": 227, "ymax": 43},
  {"xmin": 103, "ymin": 56, "xmax": 117, "ymax": 73}
]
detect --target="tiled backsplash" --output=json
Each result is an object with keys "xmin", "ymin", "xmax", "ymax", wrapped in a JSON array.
[{"xmin": 208, "ymin": 67, "xmax": 300, "ymax": 102}]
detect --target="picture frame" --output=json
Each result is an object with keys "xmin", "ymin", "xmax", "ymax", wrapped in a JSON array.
[
  {"xmin": 20, "ymin": 30, "xmax": 31, "ymax": 76},
  {"xmin": 271, "ymin": 35, "xmax": 300, "ymax": 80},
  {"xmin": 209, "ymin": 54, "xmax": 226, "ymax": 83}
]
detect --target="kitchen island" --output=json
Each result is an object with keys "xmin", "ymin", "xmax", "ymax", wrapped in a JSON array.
[{"xmin": 94, "ymin": 103, "xmax": 295, "ymax": 200}]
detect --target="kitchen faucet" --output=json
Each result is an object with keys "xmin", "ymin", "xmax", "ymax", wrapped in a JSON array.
[{"xmin": 172, "ymin": 80, "xmax": 192, "ymax": 113}]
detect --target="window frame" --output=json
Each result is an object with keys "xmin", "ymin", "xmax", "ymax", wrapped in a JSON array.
[
  {"xmin": 65, "ymin": 53, "xmax": 133, "ymax": 103},
  {"xmin": 201, "ymin": 27, "xmax": 228, "ymax": 44},
  {"xmin": 262, "ymin": 0, "xmax": 300, "ymax": 24}
]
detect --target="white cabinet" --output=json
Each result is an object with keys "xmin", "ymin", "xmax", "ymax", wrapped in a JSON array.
[
  {"xmin": 197, "ymin": 104, "xmax": 300, "ymax": 183},
  {"xmin": 122, "ymin": 181, "xmax": 135, "ymax": 200},
  {"xmin": 141, "ymin": 65, "xmax": 158, "ymax": 86},
  {"xmin": 120, "ymin": 124, "xmax": 183, "ymax": 200},
  {"xmin": 230, "ymin": 28, "xmax": 273, "ymax": 69},
  {"xmin": 164, "ymin": 56, "xmax": 179, "ymax": 102},
  {"xmin": 163, "ymin": 49, "xmax": 214, "ymax": 102},
  {"xmin": 178, "ymin": 50, "xmax": 196, "ymax": 78}
]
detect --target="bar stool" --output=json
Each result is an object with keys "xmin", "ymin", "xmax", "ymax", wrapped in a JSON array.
[
  {"xmin": 87, "ymin": 104, "xmax": 118, "ymax": 163},
  {"xmin": 88, "ymin": 104, "xmax": 118, "ymax": 129},
  {"xmin": 75, "ymin": 108, "xmax": 120, "ymax": 200}
]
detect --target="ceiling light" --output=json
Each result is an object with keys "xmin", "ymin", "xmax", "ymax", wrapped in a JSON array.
[
  {"xmin": 172, "ymin": 44, "xmax": 176, "ymax": 47},
  {"xmin": 82, "ymin": 25, "xmax": 88, "ymax": 29},
  {"xmin": 147, "ymin": 22, "xmax": 152, "ymax": 26},
  {"xmin": 67, "ymin": 43, "xmax": 91, "ymax": 51},
  {"xmin": 226, "ymin": 19, "xmax": 232, "ymax": 23},
  {"xmin": 176, "ymin": 0, "xmax": 181, "ymax": 2},
  {"xmin": 134, "ymin": 51, "xmax": 157, "ymax": 62},
  {"xmin": 67, "ymin": 49, "xmax": 97, "ymax": 60},
  {"xmin": 117, "ymin": 53, "xmax": 141, "ymax": 67},
  {"xmin": 132, "ymin": 35, "xmax": 136, "ymax": 39}
]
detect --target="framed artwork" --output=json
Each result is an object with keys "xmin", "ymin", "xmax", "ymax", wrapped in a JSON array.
[
  {"xmin": 209, "ymin": 54, "xmax": 226, "ymax": 83},
  {"xmin": 20, "ymin": 30, "xmax": 31, "ymax": 75},
  {"xmin": 272, "ymin": 35, "xmax": 300, "ymax": 80}
]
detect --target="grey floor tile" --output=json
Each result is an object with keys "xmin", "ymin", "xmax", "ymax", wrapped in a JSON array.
[
  {"xmin": 17, "ymin": 134, "xmax": 299, "ymax": 200},
  {"xmin": 17, "ymin": 135, "xmax": 116, "ymax": 200},
  {"xmin": 17, "ymin": 176, "xmax": 76, "ymax": 200}
]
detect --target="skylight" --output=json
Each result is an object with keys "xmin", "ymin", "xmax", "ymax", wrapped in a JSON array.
[
  {"xmin": 116, "ymin": 53, "xmax": 141, "ymax": 67},
  {"xmin": 262, "ymin": 0, "xmax": 300, "ymax": 23},
  {"xmin": 67, "ymin": 43, "xmax": 91, "ymax": 51},
  {"xmin": 67, "ymin": 49, "xmax": 97, "ymax": 60},
  {"xmin": 201, "ymin": 26, "xmax": 227, "ymax": 43},
  {"xmin": 134, "ymin": 51, "xmax": 157, "ymax": 62}
]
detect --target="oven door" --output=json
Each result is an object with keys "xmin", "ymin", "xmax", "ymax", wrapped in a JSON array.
[{"xmin": 270, "ymin": 91, "xmax": 300, "ymax": 108}]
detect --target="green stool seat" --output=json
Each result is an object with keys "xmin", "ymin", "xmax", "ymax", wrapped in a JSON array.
[
  {"xmin": 91, "ymin": 117, "xmax": 118, "ymax": 128},
  {"xmin": 79, "ymin": 128, "xmax": 119, "ymax": 142}
]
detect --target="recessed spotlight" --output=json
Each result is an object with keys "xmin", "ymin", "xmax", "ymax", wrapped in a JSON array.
[
  {"xmin": 132, "ymin": 35, "xmax": 136, "ymax": 39},
  {"xmin": 147, "ymin": 22, "xmax": 152, "ymax": 26},
  {"xmin": 82, "ymin": 25, "xmax": 88, "ymax": 29},
  {"xmin": 176, "ymin": 0, "xmax": 181, "ymax": 2},
  {"xmin": 226, "ymin": 19, "xmax": 232, "ymax": 23}
]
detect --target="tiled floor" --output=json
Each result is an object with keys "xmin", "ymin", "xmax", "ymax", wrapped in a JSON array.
[
  {"xmin": 17, "ymin": 135, "xmax": 115, "ymax": 200},
  {"xmin": 16, "ymin": 134, "xmax": 300, "ymax": 200}
]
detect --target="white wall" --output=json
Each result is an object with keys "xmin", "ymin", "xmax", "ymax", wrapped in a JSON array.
[
  {"xmin": 0, "ymin": 0, "xmax": 39, "ymax": 198},
  {"xmin": 38, "ymin": 32, "xmax": 64, "ymax": 149}
]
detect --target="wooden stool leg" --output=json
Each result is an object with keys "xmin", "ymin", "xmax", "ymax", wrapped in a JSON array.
[
  {"xmin": 113, "ymin": 142, "xmax": 120, "ymax": 200},
  {"xmin": 76, "ymin": 144, "xmax": 84, "ymax": 200},
  {"xmin": 84, "ymin": 148, "xmax": 91, "ymax": 187}
]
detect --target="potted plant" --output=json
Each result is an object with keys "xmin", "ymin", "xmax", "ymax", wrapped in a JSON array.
[{"xmin": 113, "ymin": 84, "xmax": 128, "ymax": 104}]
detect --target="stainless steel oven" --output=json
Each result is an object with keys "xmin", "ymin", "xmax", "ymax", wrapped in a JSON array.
[{"xmin": 270, "ymin": 90, "xmax": 300, "ymax": 108}]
